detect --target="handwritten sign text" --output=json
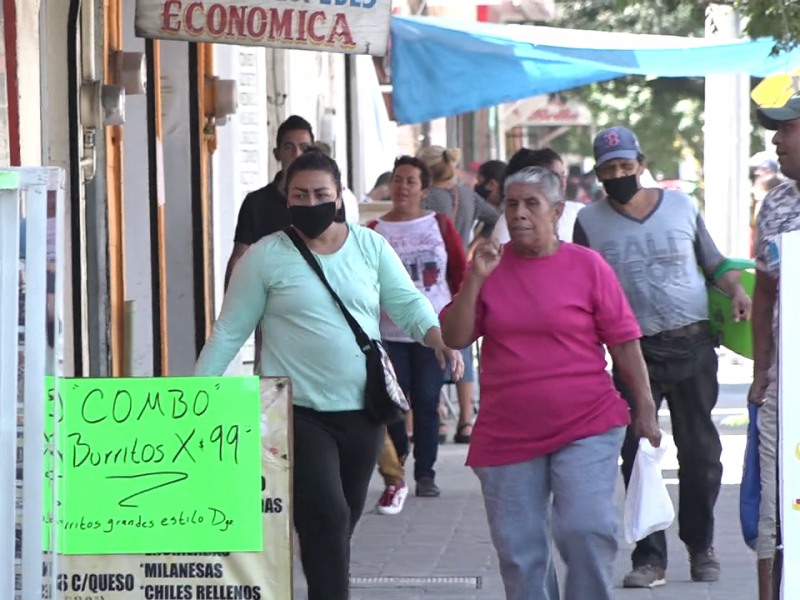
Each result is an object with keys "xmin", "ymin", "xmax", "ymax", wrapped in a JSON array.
[
  {"xmin": 52, "ymin": 378, "xmax": 292, "ymax": 599},
  {"xmin": 54, "ymin": 376, "xmax": 262, "ymax": 554}
]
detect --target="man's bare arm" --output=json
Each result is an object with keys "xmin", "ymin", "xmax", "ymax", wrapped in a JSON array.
[
  {"xmin": 224, "ymin": 243, "xmax": 250, "ymax": 290},
  {"xmin": 752, "ymin": 271, "xmax": 778, "ymax": 375}
]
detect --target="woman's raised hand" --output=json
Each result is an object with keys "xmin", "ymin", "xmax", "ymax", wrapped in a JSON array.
[{"xmin": 471, "ymin": 240, "xmax": 503, "ymax": 281}]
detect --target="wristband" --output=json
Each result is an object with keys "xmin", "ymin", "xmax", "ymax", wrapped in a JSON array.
[{"xmin": 712, "ymin": 257, "xmax": 755, "ymax": 281}]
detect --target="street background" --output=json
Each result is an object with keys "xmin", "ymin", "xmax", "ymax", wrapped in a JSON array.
[{"xmin": 293, "ymin": 350, "xmax": 758, "ymax": 599}]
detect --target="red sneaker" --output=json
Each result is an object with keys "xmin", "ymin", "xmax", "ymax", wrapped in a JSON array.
[{"xmin": 376, "ymin": 482, "xmax": 408, "ymax": 515}]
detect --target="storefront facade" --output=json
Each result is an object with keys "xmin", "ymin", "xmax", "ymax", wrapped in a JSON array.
[{"xmin": 2, "ymin": 2, "xmax": 395, "ymax": 598}]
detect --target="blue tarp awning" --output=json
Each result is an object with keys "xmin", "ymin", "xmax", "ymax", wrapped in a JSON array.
[{"xmin": 390, "ymin": 16, "xmax": 800, "ymax": 125}]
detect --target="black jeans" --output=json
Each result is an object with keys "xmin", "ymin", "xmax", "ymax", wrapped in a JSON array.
[
  {"xmin": 384, "ymin": 341, "xmax": 445, "ymax": 481},
  {"xmin": 293, "ymin": 406, "xmax": 383, "ymax": 600},
  {"xmin": 614, "ymin": 329, "xmax": 723, "ymax": 570}
]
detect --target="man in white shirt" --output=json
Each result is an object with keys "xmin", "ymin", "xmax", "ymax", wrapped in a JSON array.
[
  {"xmin": 491, "ymin": 148, "xmax": 582, "ymax": 244},
  {"xmin": 341, "ymin": 186, "xmax": 361, "ymax": 224},
  {"xmin": 315, "ymin": 141, "xmax": 360, "ymax": 224}
]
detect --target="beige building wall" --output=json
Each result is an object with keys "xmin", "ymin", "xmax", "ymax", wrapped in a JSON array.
[{"xmin": 12, "ymin": 0, "xmax": 42, "ymax": 166}]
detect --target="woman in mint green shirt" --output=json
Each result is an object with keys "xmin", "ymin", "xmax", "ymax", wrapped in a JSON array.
[{"xmin": 195, "ymin": 148, "xmax": 459, "ymax": 600}]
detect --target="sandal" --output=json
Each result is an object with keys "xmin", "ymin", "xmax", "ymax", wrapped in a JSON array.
[
  {"xmin": 438, "ymin": 422, "xmax": 448, "ymax": 444},
  {"xmin": 454, "ymin": 423, "xmax": 473, "ymax": 444}
]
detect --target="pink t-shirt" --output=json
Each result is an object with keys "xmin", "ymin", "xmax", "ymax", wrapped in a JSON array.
[{"xmin": 443, "ymin": 243, "xmax": 641, "ymax": 468}]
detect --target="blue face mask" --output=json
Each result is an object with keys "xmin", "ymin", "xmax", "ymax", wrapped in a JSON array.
[{"xmin": 289, "ymin": 202, "xmax": 337, "ymax": 239}]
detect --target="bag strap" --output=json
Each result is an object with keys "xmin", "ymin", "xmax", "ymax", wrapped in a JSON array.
[
  {"xmin": 284, "ymin": 227, "xmax": 373, "ymax": 353},
  {"xmin": 452, "ymin": 185, "xmax": 461, "ymax": 220}
]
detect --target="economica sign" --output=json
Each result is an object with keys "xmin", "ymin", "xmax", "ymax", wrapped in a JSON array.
[
  {"xmin": 53, "ymin": 376, "xmax": 263, "ymax": 555},
  {"xmin": 134, "ymin": 0, "xmax": 392, "ymax": 56}
]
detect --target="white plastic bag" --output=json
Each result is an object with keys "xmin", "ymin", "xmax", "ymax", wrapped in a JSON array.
[{"xmin": 623, "ymin": 433, "xmax": 675, "ymax": 544}]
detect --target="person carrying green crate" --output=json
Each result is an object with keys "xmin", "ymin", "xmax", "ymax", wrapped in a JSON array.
[{"xmin": 573, "ymin": 125, "xmax": 752, "ymax": 589}]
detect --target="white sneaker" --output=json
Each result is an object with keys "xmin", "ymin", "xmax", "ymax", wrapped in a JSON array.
[{"xmin": 376, "ymin": 483, "xmax": 408, "ymax": 515}]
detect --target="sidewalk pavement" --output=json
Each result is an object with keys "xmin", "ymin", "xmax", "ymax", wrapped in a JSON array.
[
  {"xmin": 292, "ymin": 353, "xmax": 757, "ymax": 599},
  {"xmin": 293, "ymin": 443, "xmax": 757, "ymax": 600}
]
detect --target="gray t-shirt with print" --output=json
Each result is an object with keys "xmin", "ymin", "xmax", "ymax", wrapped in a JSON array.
[{"xmin": 573, "ymin": 189, "xmax": 724, "ymax": 336}]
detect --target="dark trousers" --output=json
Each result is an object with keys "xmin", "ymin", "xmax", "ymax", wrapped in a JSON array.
[
  {"xmin": 293, "ymin": 406, "xmax": 383, "ymax": 600},
  {"xmin": 614, "ymin": 330, "xmax": 722, "ymax": 570},
  {"xmin": 384, "ymin": 341, "xmax": 445, "ymax": 481}
]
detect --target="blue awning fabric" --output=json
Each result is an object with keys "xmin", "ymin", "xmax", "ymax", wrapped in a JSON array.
[{"xmin": 390, "ymin": 16, "xmax": 800, "ymax": 125}]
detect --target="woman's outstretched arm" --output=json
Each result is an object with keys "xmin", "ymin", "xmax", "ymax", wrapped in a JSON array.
[{"xmin": 195, "ymin": 245, "xmax": 270, "ymax": 376}]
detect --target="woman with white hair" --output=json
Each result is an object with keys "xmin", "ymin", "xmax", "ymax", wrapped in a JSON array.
[
  {"xmin": 490, "ymin": 147, "xmax": 584, "ymax": 245},
  {"xmin": 440, "ymin": 167, "xmax": 661, "ymax": 600}
]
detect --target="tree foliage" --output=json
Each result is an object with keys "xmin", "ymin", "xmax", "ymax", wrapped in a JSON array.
[
  {"xmin": 618, "ymin": 0, "xmax": 800, "ymax": 54},
  {"xmin": 544, "ymin": 1, "xmax": 768, "ymax": 183},
  {"xmin": 546, "ymin": 1, "xmax": 708, "ymax": 180}
]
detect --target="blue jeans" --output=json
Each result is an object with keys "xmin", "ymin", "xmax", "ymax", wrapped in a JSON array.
[
  {"xmin": 383, "ymin": 341, "xmax": 444, "ymax": 481},
  {"xmin": 474, "ymin": 427, "xmax": 625, "ymax": 600}
]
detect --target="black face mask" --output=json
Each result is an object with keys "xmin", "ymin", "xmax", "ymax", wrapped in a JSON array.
[
  {"xmin": 602, "ymin": 174, "xmax": 640, "ymax": 205},
  {"xmin": 474, "ymin": 182, "xmax": 490, "ymax": 199},
  {"xmin": 290, "ymin": 202, "xmax": 337, "ymax": 239}
]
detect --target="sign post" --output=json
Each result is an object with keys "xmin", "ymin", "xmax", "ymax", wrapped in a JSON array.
[
  {"xmin": 135, "ymin": 0, "xmax": 392, "ymax": 55},
  {"xmin": 502, "ymin": 95, "xmax": 593, "ymax": 130}
]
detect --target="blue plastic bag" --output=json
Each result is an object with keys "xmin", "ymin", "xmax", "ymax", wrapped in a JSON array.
[{"xmin": 740, "ymin": 403, "xmax": 761, "ymax": 550}]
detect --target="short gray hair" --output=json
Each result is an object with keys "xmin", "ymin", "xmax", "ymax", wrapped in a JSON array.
[{"xmin": 503, "ymin": 167, "xmax": 562, "ymax": 207}]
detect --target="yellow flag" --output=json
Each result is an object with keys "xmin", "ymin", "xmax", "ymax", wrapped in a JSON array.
[{"xmin": 752, "ymin": 69, "xmax": 800, "ymax": 108}]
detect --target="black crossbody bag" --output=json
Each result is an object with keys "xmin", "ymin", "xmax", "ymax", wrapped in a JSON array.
[{"xmin": 284, "ymin": 227, "xmax": 410, "ymax": 425}]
